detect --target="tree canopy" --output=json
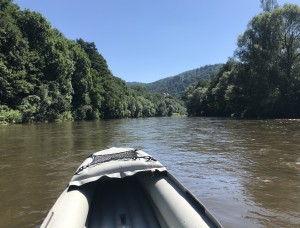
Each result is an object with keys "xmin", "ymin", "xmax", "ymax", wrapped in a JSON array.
[
  {"xmin": 3, "ymin": 0, "xmax": 299, "ymax": 122},
  {"xmin": 260, "ymin": 0, "xmax": 278, "ymax": 12},
  {"xmin": 0, "ymin": 0, "xmax": 185, "ymax": 123},
  {"xmin": 185, "ymin": 3, "xmax": 300, "ymax": 118}
]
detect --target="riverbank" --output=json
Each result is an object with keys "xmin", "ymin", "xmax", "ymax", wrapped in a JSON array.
[{"xmin": 0, "ymin": 121, "xmax": 9, "ymax": 125}]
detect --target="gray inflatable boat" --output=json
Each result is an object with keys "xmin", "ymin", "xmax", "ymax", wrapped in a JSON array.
[{"xmin": 41, "ymin": 147, "xmax": 222, "ymax": 228}]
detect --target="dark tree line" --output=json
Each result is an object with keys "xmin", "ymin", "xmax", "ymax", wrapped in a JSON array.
[
  {"xmin": 185, "ymin": 3, "xmax": 300, "ymax": 118},
  {"xmin": 0, "ymin": 0, "xmax": 185, "ymax": 123}
]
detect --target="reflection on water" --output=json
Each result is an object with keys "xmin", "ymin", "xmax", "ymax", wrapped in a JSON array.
[{"xmin": 0, "ymin": 118, "xmax": 300, "ymax": 227}]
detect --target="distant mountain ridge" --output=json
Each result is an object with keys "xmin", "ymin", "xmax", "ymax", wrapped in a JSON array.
[{"xmin": 127, "ymin": 64, "xmax": 223, "ymax": 98}]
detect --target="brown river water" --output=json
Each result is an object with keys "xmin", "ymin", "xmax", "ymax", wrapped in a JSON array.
[{"xmin": 0, "ymin": 117, "xmax": 300, "ymax": 227}]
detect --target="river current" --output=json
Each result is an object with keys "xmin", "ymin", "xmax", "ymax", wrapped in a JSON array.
[{"xmin": 0, "ymin": 117, "xmax": 299, "ymax": 227}]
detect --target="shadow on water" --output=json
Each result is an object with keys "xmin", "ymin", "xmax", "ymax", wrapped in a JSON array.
[{"xmin": 0, "ymin": 117, "xmax": 299, "ymax": 227}]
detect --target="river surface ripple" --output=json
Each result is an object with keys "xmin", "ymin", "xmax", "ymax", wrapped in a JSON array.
[{"xmin": 0, "ymin": 117, "xmax": 300, "ymax": 227}]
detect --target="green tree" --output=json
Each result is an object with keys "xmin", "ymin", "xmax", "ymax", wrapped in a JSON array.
[
  {"xmin": 236, "ymin": 4, "xmax": 300, "ymax": 117},
  {"xmin": 260, "ymin": 0, "xmax": 278, "ymax": 12},
  {"xmin": 0, "ymin": 0, "xmax": 186, "ymax": 123},
  {"xmin": 187, "ymin": 4, "xmax": 300, "ymax": 118}
]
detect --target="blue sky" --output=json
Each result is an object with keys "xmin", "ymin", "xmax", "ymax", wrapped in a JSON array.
[{"xmin": 14, "ymin": 0, "xmax": 300, "ymax": 83}]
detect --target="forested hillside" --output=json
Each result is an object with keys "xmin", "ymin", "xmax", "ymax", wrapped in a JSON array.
[
  {"xmin": 131, "ymin": 64, "xmax": 222, "ymax": 98},
  {"xmin": 185, "ymin": 2, "xmax": 300, "ymax": 118},
  {"xmin": 0, "ymin": 0, "xmax": 185, "ymax": 123},
  {"xmin": 3, "ymin": 0, "xmax": 298, "ymax": 122}
]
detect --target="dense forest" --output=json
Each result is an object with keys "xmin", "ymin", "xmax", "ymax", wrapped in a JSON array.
[
  {"xmin": 2, "ymin": 0, "xmax": 299, "ymax": 123},
  {"xmin": 185, "ymin": 2, "xmax": 300, "ymax": 118},
  {"xmin": 0, "ymin": 0, "xmax": 185, "ymax": 123},
  {"xmin": 128, "ymin": 64, "xmax": 222, "ymax": 98}
]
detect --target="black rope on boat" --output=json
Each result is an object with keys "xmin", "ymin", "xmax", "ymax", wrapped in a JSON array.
[
  {"xmin": 74, "ymin": 149, "xmax": 156, "ymax": 175},
  {"xmin": 133, "ymin": 155, "xmax": 157, "ymax": 162}
]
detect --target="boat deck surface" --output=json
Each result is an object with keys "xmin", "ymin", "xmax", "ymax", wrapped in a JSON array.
[
  {"xmin": 87, "ymin": 176, "xmax": 161, "ymax": 228},
  {"xmin": 41, "ymin": 148, "xmax": 222, "ymax": 228}
]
